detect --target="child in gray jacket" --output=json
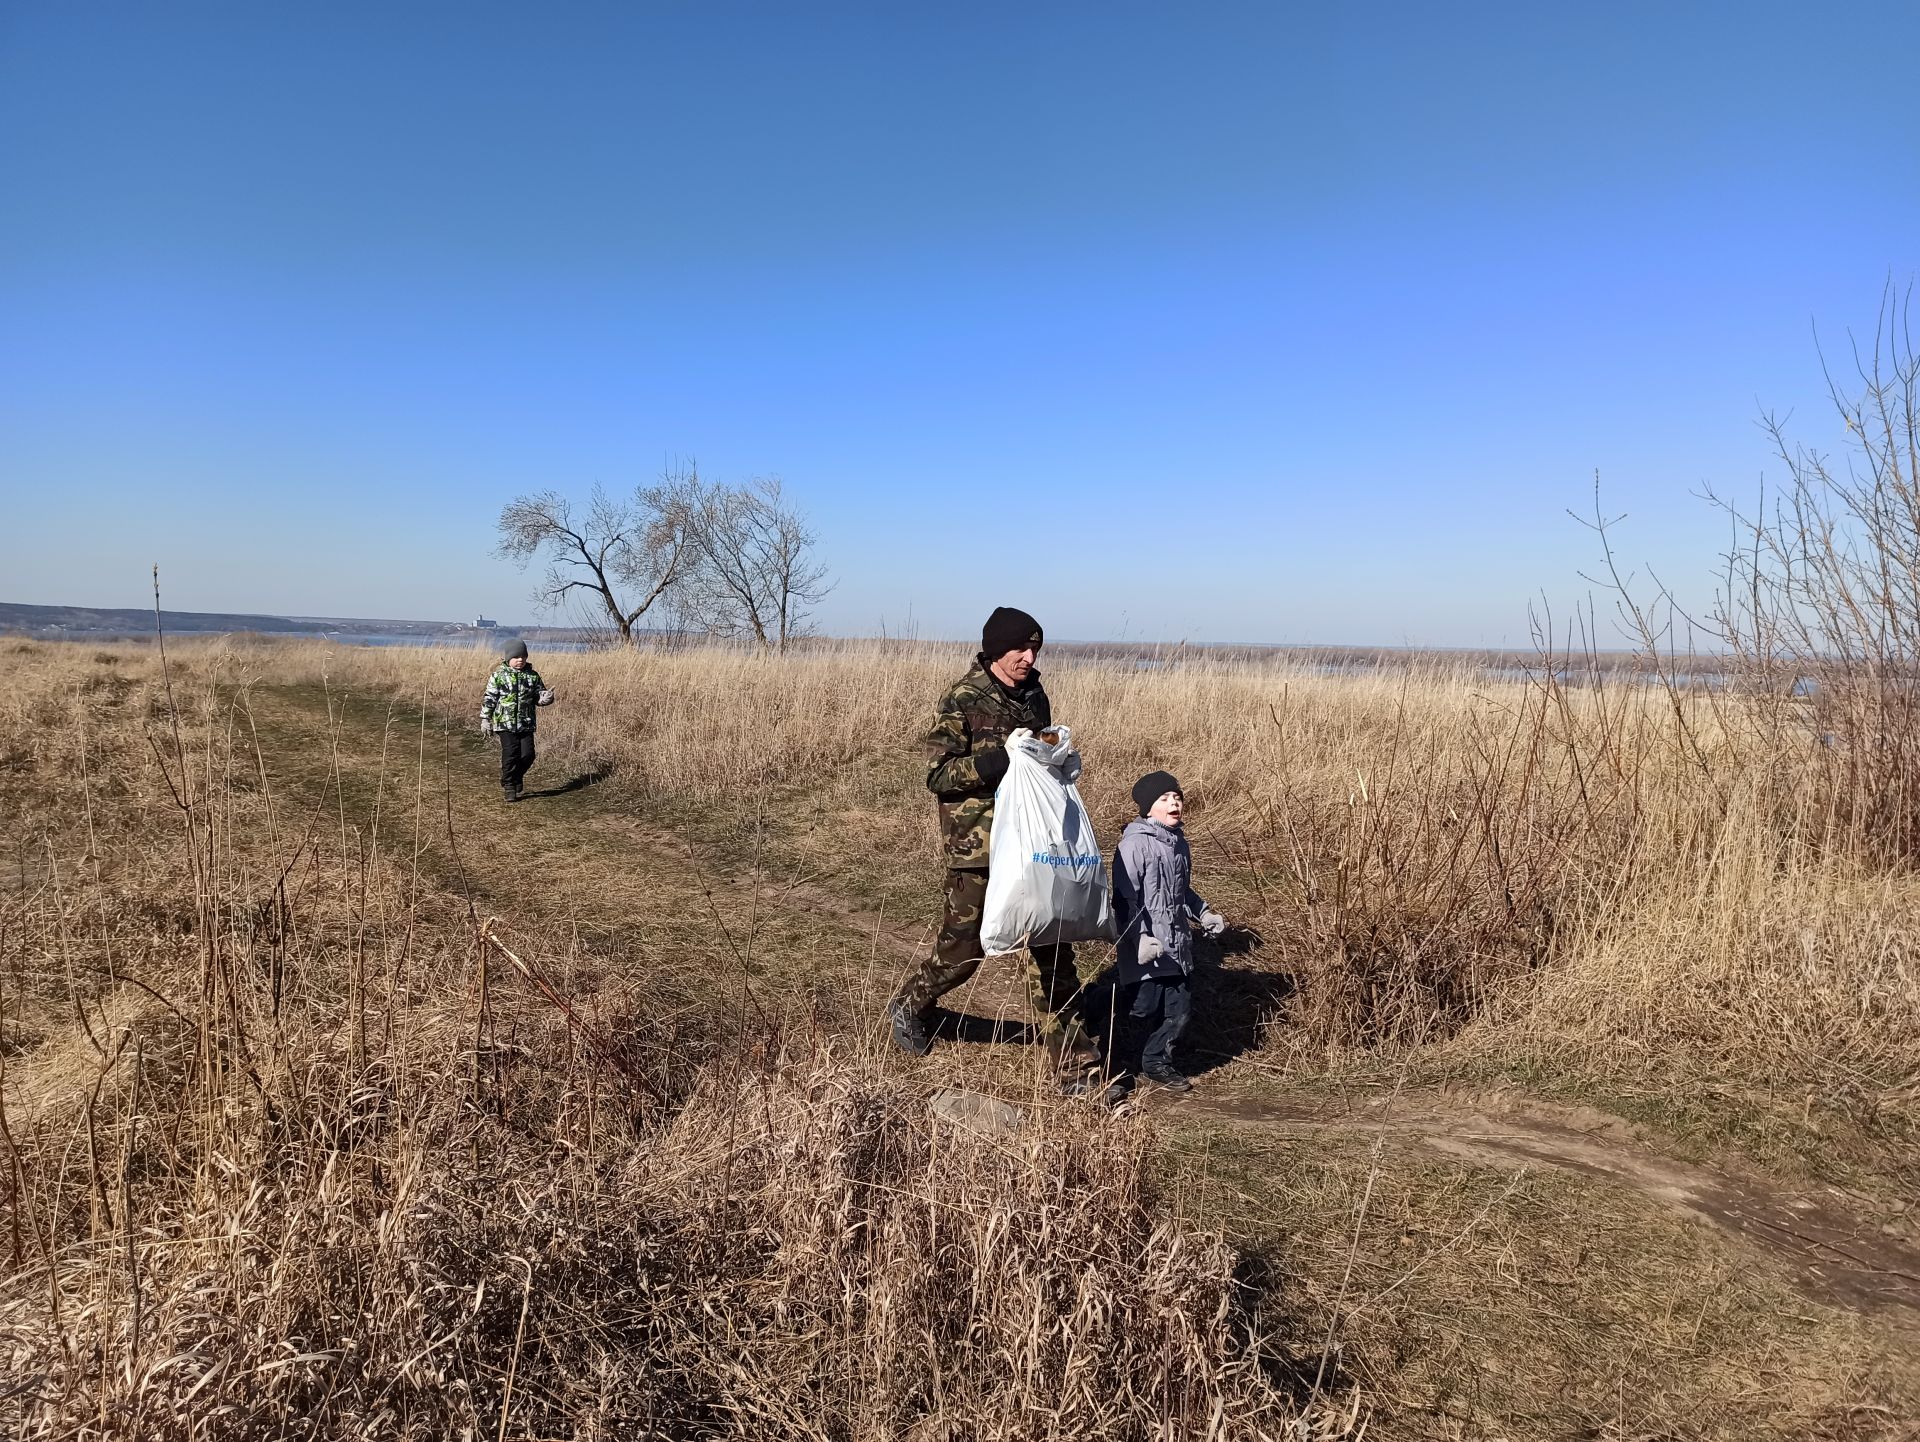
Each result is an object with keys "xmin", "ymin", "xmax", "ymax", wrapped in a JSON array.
[{"xmin": 1110, "ymin": 771, "xmax": 1227, "ymax": 1092}]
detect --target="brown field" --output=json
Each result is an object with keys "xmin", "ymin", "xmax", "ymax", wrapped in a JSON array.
[{"xmin": 2, "ymin": 633, "xmax": 1917, "ymax": 1440}]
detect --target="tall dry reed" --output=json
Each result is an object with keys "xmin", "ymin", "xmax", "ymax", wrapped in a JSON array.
[
  {"xmin": 0, "ymin": 640, "xmax": 1358, "ymax": 1441},
  {"xmin": 219, "ymin": 634, "xmax": 1920, "ymax": 1108}
]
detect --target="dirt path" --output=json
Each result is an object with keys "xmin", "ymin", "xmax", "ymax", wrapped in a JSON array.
[
  {"xmin": 241, "ymin": 681, "xmax": 949, "ymax": 1004},
  {"xmin": 1180, "ymin": 1089, "xmax": 1920, "ymax": 1320},
  {"xmin": 248, "ymin": 681, "xmax": 1920, "ymax": 1328}
]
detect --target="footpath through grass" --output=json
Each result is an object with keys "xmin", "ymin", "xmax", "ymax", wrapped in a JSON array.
[
  {"xmin": 242, "ymin": 680, "xmax": 894, "ymax": 1012},
  {"xmin": 240, "ymin": 675, "xmax": 1920, "ymax": 1441}
]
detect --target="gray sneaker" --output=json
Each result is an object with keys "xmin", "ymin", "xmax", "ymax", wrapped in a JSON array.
[
  {"xmin": 1141, "ymin": 1066, "xmax": 1192, "ymax": 1094},
  {"xmin": 887, "ymin": 999, "xmax": 933, "ymax": 1057}
]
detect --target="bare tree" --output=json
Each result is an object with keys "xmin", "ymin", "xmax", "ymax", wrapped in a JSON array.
[
  {"xmin": 495, "ymin": 473, "xmax": 698, "ymax": 644},
  {"xmin": 680, "ymin": 478, "xmax": 833, "ymax": 654}
]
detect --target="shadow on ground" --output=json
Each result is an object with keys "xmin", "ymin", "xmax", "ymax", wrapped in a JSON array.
[
  {"xmin": 522, "ymin": 765, "xmax": 614, "ymax": 799},
  {"xmin": 924, "ymin": 927, "xmax": 1296, "ymax": 1070},
  {"xmin": 929, "ymin": 1009, "xmax": 1039, "ymax": 1046},
  {"xmin": 1186, "ymin": 930, "xmax": 1297, "ymax": 1077},
  {"xmin": 1231, "ymin": 1252, "xmax": 1358, "ymax": 1407}
]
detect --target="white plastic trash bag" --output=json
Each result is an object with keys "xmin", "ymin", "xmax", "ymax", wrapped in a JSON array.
[{"xmin": 980, "ymin": 726, "xmax": 1115, "ymax": 955}]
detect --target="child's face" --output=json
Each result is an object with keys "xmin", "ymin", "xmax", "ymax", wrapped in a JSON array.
[
  {"xmin": 1148, "ymin": 791, "xmax": 1184, "ymax": 826},
  {"xmin": 508, "ymin": 656, "xmax": 526, "ymax": 670}
]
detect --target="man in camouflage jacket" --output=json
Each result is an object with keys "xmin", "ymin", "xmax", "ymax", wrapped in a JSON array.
[
  {"xmin": 480, "ymin": 639, "xmax": 555, "ymax": 802},
  {"xmin": 887, "ymin": 606, "xmax": 1103, "ymax": 1090}
]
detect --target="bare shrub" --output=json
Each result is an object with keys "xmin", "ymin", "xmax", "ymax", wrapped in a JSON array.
[
  {"xmin": 1706, "ymin": 283, "xmax": 1920, "ymax": 860},
  {"xmin": 1252, "ymin": 679, "xmax": 1571, "ymax": 1048}
]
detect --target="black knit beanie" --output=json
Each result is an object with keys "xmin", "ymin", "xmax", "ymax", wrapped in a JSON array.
[
  {"xmin": 982, "ymin": 606, "xmax": 1044, "ymax": 661},
  {"xmin": 1132, "ymin": 771, "xmax": 1183, "ymax": 816},
  {"xmin": 504, "ymin": 639, "xmax": 529, "ymax": 660}
]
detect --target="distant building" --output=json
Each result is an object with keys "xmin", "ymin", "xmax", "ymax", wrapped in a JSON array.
[{"xmin": 475, "ymin": 616, "xmax": 498, "ymax": 629}]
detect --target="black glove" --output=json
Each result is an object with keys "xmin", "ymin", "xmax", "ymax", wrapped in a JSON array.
[{"xmin": 973, "ymin": 744, "xmax": 1009, "ymax": 789}]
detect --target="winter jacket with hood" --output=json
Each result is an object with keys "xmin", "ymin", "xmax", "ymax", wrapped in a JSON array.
[{"xmin": 1112, "ymin": 818, "xmax": 1207, "ymax": 984}]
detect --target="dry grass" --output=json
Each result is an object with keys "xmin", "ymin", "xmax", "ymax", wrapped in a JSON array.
[
  {"xmin": 223, "ymin": 634, "xmax": 1920, "ymax": 1134},
  {"xmin": 0, "ymin": 638, "xmax": 1357, "ymax": 1441},
  {"xmin": 3, "ymin": 630, "xmax": 1917, "ymax": 1439},
  {"xmin": 1167, "ymin": 1122, "xmax": 1916, "ymax": 1441}
]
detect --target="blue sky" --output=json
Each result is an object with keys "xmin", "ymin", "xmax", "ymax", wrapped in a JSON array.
[{"xmin": 4, "ymin": 3, "xmax": 1915, "ymax": 645}]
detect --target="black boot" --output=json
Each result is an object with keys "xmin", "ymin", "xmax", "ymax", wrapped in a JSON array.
[
  {"xmin": 1140, "ymin": 1065, "xmax": 1192, "ymax": 1094},
  {"xmin": 503, "ymin": 783, "xmax": 518, "ymax": 803},
  {"xmin": 887, "ymin": 999, "xmax": 933, "ymax": 1057}
]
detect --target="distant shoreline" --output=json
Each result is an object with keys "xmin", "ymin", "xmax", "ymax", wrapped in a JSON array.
[
  {"xmin": 0, "ymin": 600, "xmax": 590, "ymax": 644},
  {"xmin": 4, "ymin": 600, "xmax": 1730, "ymax": 673}
]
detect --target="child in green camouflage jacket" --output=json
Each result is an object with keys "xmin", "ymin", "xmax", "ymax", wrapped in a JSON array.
[{"xmin": 480, "ymin": 640, "xmax": 555, "ymax": 802}]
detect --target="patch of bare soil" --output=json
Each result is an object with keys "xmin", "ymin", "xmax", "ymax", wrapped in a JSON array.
[{"xmin": 1181, "ymin": 1087, "xmax": 1920, "ymax": 1320}]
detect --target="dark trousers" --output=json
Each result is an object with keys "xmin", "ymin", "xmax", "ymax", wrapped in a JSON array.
[
  {"xmin": 1123, "ymin": 976, "xmax": 1192, "ymax": 1074},
  {"xmin": 892, "ymin": 868, "xmax": 1098, "ymax": 1071},
  {"xmin": 498, "ymin": 729, "xmax": 536, "ymax": 790}
]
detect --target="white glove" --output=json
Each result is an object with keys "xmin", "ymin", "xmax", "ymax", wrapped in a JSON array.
[
  {"xmin": 1198, "ymin": 909, "xmax": 1227, "ymax": 937},
  {"xmin": 481, "ymin": 720, "xmax": 495, "ymax": 735},
  {"xmin": 1039, "ymin": 725, "xmax": 1080, "ymax": 780},
  {"xmin": 538, "ymin": 688, "xmax": 556, "ymax": 705},
  {"xmin": 1136, "ymin": 933, "xmax": 1164, "ymax": 963}
]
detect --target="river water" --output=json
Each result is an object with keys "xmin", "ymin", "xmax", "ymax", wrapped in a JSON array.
[{"xmin": 331, "ymin": 633, "xmax": 593, "ymax": 653}]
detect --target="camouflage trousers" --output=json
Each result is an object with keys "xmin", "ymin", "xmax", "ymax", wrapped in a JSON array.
[{"xmin": 891, "ymin": 868, "xmax": 1101, "ymax": 1071}]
